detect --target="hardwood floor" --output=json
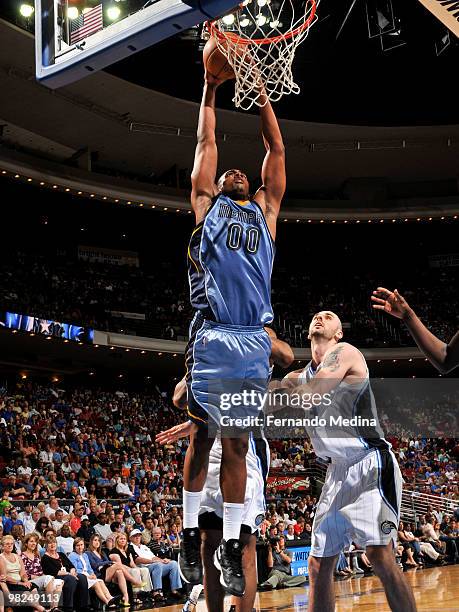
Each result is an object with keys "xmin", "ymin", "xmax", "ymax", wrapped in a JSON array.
[{"xmin": 150, "ymin": 565, "xmax": 459, "ymax": 612}]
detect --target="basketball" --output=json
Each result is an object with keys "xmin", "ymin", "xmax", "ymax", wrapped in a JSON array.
[{"xmin": 203, "ymin": 37, "xmax": 235, "ymax": 82}]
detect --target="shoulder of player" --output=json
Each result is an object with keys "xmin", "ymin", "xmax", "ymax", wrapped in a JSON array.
[
  {"xmin": 191, "ymin": 190, "xmax": 219, "ymax": 223},
  {"xmin": 323, "ymin": 342, "xmax": 361, "ymax": 362}
]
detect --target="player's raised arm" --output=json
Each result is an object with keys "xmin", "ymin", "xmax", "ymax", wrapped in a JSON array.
[
  {"xmin": 191, "ymin": 78, "xmax": 220, "ymax": 224},
  {"xmin": 372, "ymin": 286, "xmax": 459, "ymax": 374},
  {"xmin": 253, "ymin": 93, "xmax": 286, "ymax": 240},
  {"xmin": 265, "ymin": 327, "xmax": 294, "ymax": 368}
]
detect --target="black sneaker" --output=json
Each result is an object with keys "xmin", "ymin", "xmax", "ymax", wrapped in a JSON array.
[
  {"xmin": 179, "ymin": 527, "xmax": 203, "ymax": 584},
  {"xmin": 214, "ymin": 538, "xmax": 245, "ymax": 596}
]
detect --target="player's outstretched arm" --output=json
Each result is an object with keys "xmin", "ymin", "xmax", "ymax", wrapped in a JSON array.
[
  {"xmin": 155, "ymin": 420, "xmax": 197, "ymax": 445},
  {"xmin": 253, "ymin": 94, "xmax": 286, "ymax": 240},
  {"xmin": 191, "ymin": 78, "xmax": 220, "ymax": 225},
  {"xmin": 372, "ymin": 286, "xmax": 459, "ymax": 373},
  {"xmin": 172, "ymin": 376, "xmax": 187, "ymax": 409},
  {"xmin": 264, "ymin": 327, "xmax": 294, "ymax": 368}
]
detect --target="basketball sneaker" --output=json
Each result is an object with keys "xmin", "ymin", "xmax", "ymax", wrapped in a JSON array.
[
  {"xmin": 182, "ymin": 583, "xmax": 203, "ymax": 612},
  {"xmin": 213, "ymin": 538, "xmax": 245, "ymax": 596},
  {"xmin": 179, "ymin": 528, "xmax": 203, "ymax": 584},
  {"xmin": 182, "ymin": 599, "xmax": 197, "ymax": 612}
]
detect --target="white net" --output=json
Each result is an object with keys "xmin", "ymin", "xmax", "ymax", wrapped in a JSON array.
[{"xmin": 208, "ymin": 0, "xmax": 320, "ymax": 110}]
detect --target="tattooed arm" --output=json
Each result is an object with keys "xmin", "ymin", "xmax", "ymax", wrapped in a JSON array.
[{"xmin": 288, "ymin": 343, "xmax": 366, "ymax": 406}]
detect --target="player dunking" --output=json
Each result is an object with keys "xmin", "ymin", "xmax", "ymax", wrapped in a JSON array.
[
  {"xmin": 158, "ymin": 329, "xmax": 293, "ymax": 612},
  {"xmin": 278, "ymin": 311, "xmax": 417, "ymax": 612},
  {"xmin": 371, "ymin": 286, "xmax": 459, "ymax": 373},
  {"xmin": 179, "ymin": 67, "xmax": 285, "ymax": 596}
]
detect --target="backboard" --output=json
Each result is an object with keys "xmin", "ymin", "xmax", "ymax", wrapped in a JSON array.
[{"xmin": 35, "ymin": 0, "xmax": 239, "ymax": 89}]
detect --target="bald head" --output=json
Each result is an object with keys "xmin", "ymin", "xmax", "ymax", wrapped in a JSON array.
[{"xmin": 308, "ymin": 311, "xmax": 343, "ymax": 342}]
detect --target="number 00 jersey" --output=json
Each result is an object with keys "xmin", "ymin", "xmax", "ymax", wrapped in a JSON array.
[{"xmin": 188, "ymin": 195, "xmax": 274, "ymax": 326}]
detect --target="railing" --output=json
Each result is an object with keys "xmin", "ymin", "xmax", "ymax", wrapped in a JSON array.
[{"xmin": 400, "ymin": 488, "xmax": 457, "ymax": 523}]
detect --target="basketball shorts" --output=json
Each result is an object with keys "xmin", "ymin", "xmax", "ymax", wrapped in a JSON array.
[
  {"xmin": 185, "ymin": 312, "xmax": 271, "ymax": 430},
  {"xmin": 311, "ymin": 448, "xmax": 402, "ymax": 557},
  {"xmin": 198, "ymin": 434, "xmax": 269, "ymax": 534}
]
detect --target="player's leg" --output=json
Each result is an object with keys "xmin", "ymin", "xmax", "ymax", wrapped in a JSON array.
[
  {"xmin": 307, "ymin": 554, "xmax": 338, "ymax": 612},
  {"xmin": 307, "ymin": 462, "xmax": 350, "ymax": 611},
  {"xmin": 180, "ymin": 426, "xmax": 215, "ymax": 584},
  {"xmin": 231, "ymin": 533, "xmax": 257, "ymax": 612},
  {"xmin": 201, "ymin": 529, "xmax": 257, "ymax": 612},
  {"xmin": 366, "ymin": 543, "xmax": 417, "ymax": 612},
  {"xmin": 182, "ymin": 583, "xmax": 204, "ymax": 612},
  {"xmin": 215, "ymin": 329, "xmax": 269, "ymax": 596},
  {"xmin": 202, "ymin": 528, "xmax": 226, "ymax": 612},
  {"xmin": 183, "ymin": 426, "xmax": 215, "ymax": 497},
  {"xmin": 342, "ymin": 449, "xmax": 416, "ymax": 611},
  {"xmin": 221, "ymin": 434, "xmax": 249, "ymax": 536}
]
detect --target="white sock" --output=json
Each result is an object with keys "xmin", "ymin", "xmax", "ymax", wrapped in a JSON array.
[
  {"xmin": 223, "ymin": 502, "xmax": 244, "ymax": 541},
  {"xmin": 189, "ymin": 584, "xmax": 204, "ymax": 603},
  {"xmin": 183, "ymin": 489, "xmax": 202, "ymax": 529}
]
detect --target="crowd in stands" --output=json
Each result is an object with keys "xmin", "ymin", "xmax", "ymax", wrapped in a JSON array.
[
  {"xmin": 0, "ymin": 380, "xmax": 458, "ymax": 606},
  {"xmin": 1, "ymin": 251, "xmax": 458, "ymax": 348}
]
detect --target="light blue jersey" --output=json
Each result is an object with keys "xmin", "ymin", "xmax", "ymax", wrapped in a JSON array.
[{"xmin": 188, "ymin": 194, "xmax": 274, "ymax": 326}]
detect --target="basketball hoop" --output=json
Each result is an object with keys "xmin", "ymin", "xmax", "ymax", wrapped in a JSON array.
[{"xmin": 207, "ymin": 0, "xmax": 320, "ymax": 110}]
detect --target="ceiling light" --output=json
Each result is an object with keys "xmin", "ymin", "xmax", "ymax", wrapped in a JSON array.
[
  {"xmin": 222, "ymin": 13, "xmax": 235, "ymax": 25},
  {"xmin": 256, "ymin": 14, "xmax": 267, "ymax": 26},
  {"xmin": 20, "ymin": 4, "xmax": 34, "ymax": 18},
  {"xmin": 67, "ymin": 7, "xmax": 79, "ymax": 19},
  {"xmin": 107, "ymin": 6, "xmax": 121, "ymax": 21}
]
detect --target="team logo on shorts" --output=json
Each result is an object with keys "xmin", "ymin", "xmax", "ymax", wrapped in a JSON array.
[
  {"xmin": 255, "ymin": 514, "xmax": 265, "ymax": 526},
  {"xmin": 380, "ymin": 520, "xmax": 397, "ymax": 535}
]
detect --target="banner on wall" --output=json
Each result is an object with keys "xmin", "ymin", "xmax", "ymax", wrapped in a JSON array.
[
  {"xmin": 429, "ymin": 253, "xmax": 459, "ymax": 268},
  {"xmin": 287, "ymin": 545, "xmax": 311, "ymax": 577},
  {"xmin": 2, "ymin": 312, "xmax": 94, "ymax": 343},
  {"xmin": 266, "ymin": 474, "xmax": 310, "ymax": 491},
  {"xmin": 78, "ymin": 245, "xmax": 139, "ymax": 267}
]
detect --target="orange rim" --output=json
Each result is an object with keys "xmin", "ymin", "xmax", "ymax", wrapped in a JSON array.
[{"xmin": 208, "ymin": 0, "xmax": 317, "ymax": 46}]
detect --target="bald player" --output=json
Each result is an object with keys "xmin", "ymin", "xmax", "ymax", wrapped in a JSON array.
[
  {"xmin": 277, "ymin": 311, "xmax": 417, "ymax": 612},
  {"xmin": 372, "ymin": 286, "xmax": 459, "ymax": 373}
]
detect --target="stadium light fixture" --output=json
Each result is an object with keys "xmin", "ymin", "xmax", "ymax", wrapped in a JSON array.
[
  {"xmin": 107, "ymin": 6, "xmax": 121, "ymax": 21},
  {"xmin": 222, "ymin": 13, "xmax": 235, "ymax": 25},
  {"xmin": 240, "ymin": 15, "xmax": 250, "ymax": 27},
  {"xmin": 67, "ymin": 7, "xmax": 79, "ymax": 20},
  {"xmin": 257, "ymin": 0, "xmax": 269, "ymax": 6},
  {"xmin": 19, "ymin": 4, "xmax": 34, "ymax": 18},
  {"xmin": 256, "ymin": 13, "xmax": 267, "ymax": 26}
]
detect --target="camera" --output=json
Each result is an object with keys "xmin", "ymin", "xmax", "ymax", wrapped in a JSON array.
[{"xmin": 269, "ymin": 536, "xmax": 280, "ymax": 546}]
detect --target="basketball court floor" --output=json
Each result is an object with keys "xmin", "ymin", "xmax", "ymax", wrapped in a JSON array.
[{"xmin": 148, "ymin": 565, "xmax": 459, "ymax": 612}]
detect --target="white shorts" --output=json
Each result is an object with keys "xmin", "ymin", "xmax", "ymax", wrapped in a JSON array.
[
  {"xmin": 31, "ymin": 575, "xmax": 62, "ymax": 590},
  {"xmin": 199, "ymin": 434, "xmax": 269, "ymax": 534},
  {"xmin": 311, "ymin": 448, "xmax": 402, "ymax": 557}
]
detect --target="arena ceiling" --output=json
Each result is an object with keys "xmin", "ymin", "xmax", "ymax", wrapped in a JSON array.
[
  {"xmin": 0, "ymin": 11, "xmax": 459, "ymax": 197},
  {"xmin": 107, "ymin": 0, "xmax": 459, "ymax": 126}
]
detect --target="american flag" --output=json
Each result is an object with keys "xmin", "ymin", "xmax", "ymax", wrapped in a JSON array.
[{"xmin": 70, "ymin": 4, "xmax": 104, "ymax": 44}]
